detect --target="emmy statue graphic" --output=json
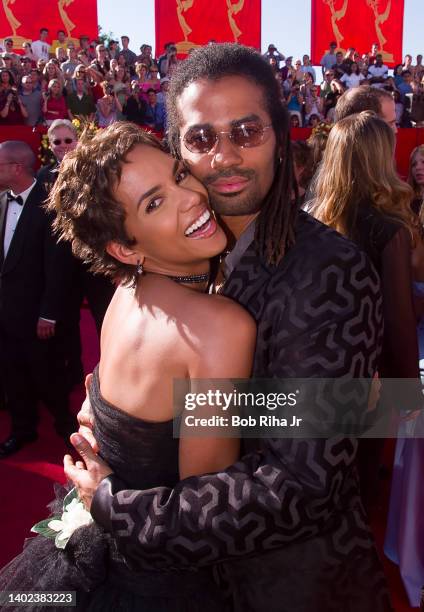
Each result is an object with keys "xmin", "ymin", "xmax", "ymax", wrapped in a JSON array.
[
  {"xmin": 322, "ymin": 0, "xmax": 348, "ymax": 53},
  {"xmin": 366, "ymin": 0, "xmax": 394, "ymax": 63},
  {"xmin": 226, "ymin": 0, "xmax": 244, "ymax": 42},
  {"xmin": 175, "ymin": 0, "xmax": 200, "ymax": 54},
  {"xmin": 2, "ymin": 0, "xmax": 27, "ymax": 49},
  {"xmin": 53, "ymin": 0, "xmax": 79, "ymax": 47}
]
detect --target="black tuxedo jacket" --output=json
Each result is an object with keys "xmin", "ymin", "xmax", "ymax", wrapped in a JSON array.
[
  {"xmin": 91, "ymin": 212, "xmax": 392, "ymax": 611},
  {"xmin": 0, "ymin": 181, "xmax": 72, "ymax": 339}
]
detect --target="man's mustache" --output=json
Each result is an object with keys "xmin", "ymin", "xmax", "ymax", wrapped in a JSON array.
[{"xmin": 203, "ymin": 168, "xmax": 255, "ymax": 185}]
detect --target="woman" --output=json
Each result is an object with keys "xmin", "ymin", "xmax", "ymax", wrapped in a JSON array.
[
  {"xmin": 110, "ymin": 66, "xmax": 129, "ymax": 118},
  {"xmin": 323, "ymin": 79, "xmax": 344, "ymax": 122},
  {"xmin": 0, "ymin": 89, "xmax": 28, "ymax": 124},
  {"xmin": 311, "ymin": 110, "xmax": 424, "ymax": 523},
  {"xmin": 340, "ymin": 62, "xmax": 365, "ymax": 89},
  {"xmin": 408, "ymin": 145, "xmax": 424, "ymax": 213},
  {"xmin": 300, "ymin": 72, "xmax": 320, "ymax": 124},
  {"xmin": 42, "ymin": 61, "xmax": 65, "ymax": 92},
  {"xmin": 134, "ymin": 62, "xmax": 151, "ymax": 101},
  {"xmin": 0, "ymin": 68, "xmax": 15, "ymax": 93},
  {"xmin": 146, "ymin": 62, "xmax": 161, "ymax": 90},
  {"xmin": 0, "ymin": 121, "xmax": 255, "ymax": 611},
  {"xmin": 42, "ymin": 78, "xmax": 69, "ymax": 125},
  {"xmin": 122, "ymin": 81, "xmax": 146, "ymax": 125},
  {"xmin": 384, "ymin": 143, "xmax": 424, "ymax": 609},
  {"xmin": 312, "ymin": 111, "xmax": 421, "ymax": 380},
  {"xmin": 96, "ymin": 81, "xmax": 122, "ymax": 127},
  {"xmin": 286, "ymin": 80, "xmax": 303, "ymax": 126},
  {"xmin": 393, "ymin": 64, "xmax": 404, "ymax": 87}
]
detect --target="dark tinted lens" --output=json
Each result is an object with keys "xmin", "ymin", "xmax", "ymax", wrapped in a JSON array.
[
  {"xmin": 184, "ymin": 128, "xmax": 216, "ymax": 153},
  {"xmin": 231, "ymin": 123, "xmax": 265, "ymax": 147},
  {"xmin": 53, "ymin": 138, "xmax": 74, "ymax": 145}
]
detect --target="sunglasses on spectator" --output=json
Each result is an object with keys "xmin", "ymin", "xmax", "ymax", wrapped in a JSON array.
[
  {"xmin": 52, "ymin": 138, "xmax": 75, "ymax": 145},
  {"xmin": 182, "ymin": 121, "xmax": 273, "ymax": 154}
]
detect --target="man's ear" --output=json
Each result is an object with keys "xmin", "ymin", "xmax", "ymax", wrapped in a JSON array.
[{"xmin": 106, "ymin": 241, "xmax": 144, "ymax": 267}]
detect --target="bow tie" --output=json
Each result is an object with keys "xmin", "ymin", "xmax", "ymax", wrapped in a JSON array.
[{"xmin": 6, "ymin": 193, "xmax": 23, "ymax": 206}]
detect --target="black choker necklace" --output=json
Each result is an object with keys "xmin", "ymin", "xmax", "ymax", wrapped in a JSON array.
[{"xmin": 166, "ymin": 272, "xmax": 209, "ymax": 284}]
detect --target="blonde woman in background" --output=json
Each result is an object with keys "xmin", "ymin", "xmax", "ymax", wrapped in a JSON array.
[
  {"xmin": 312, "ymin": 111, "xmax": 424, "ymax": 607},
  {"xmin": 408, "ymin": 145, "xmax": 424, "ymax": 214}
]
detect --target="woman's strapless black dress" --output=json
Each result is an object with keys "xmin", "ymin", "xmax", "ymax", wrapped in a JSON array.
[{"xmin": 0, "ymin": 366, "xmax": 227, "ymax": 611}]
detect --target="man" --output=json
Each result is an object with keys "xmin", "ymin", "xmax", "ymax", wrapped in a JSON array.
[
  {"xmin": 158, "ymin": 42, "xmax": 177, "ymax": 78},
  {"xmin": 156, "ymin": 76, "xmax": 169, "ymax": 105},
  {"xmin": 262, "ymin": 43, "xmax": 284, "ymax": 67},
  {"xmin": 51, "ymin": 30, "xmax": 67, "ymax": 55},
  {"xmin": 0, "ymin": 141, "xmax": 74, "ymax": 458},
  {"xmin": 335, "ymin": 85, "xmax": 397, "ymax": 133},
  {"xmin": 3, "ymin": 38, "xmax": 20, "ymax": 67},
  {"xmin": 119, "ymin": 35, "xmax": 137, "ymax": 68},
  {"xmin": 157, "ymin": 41, "xmax": 175, "ymax": 77},
  {"xmin": 90, "ymin": 43, "xmax": 110, "ymax": 78},
  {"xmin": 412, "ymin": 54, "xmax": 423, "ymax": 80},
  {"xmin": 19, "ymin": 75, "xmax": 42, "ymax": 126},
  {"xmin": 368, "ymin": 54, "xmax": 389, "ymax": 86},
  {"xmin": 319, "ymin": 68, "xmax": 334, "ymax": 100},
  {"xmin": 31, "ymin": 28, "xmax": 51, "ymax": 62},
  {"xmin": 302, "ymin": 85, "xmax": 398, "ymax": 214},
  {"xmin": 144, "ymin": 88, "xmax": 166, "ymax": 131},
  {"xmin": 1, "ymin": 53, "xmax": 20, "ymax": 83},
  {"xmin": 67, "ymin": 44, "xmax": 391, "ymax": 611},
  {"xmin": 368, "ymin": 42, "xmax": 379, "ymax": 65},
  {"xmin": 300, "ymin": 54, "xmax": 316, "ymax": 82},
  {"xmin": 37, "ymin": 121, "xmax": 115, "ymax": 386},
  {"xmin": 280, "ymin": 55, "xmax": 293, "ymax": 81},
  {"xmin": 19, "ymin": 56, "xmax": 32, "ymax": 79},
  {"xmin": 397, "ymin": 70, "xmax": 414, "ymax": 104},
  {"xmin": 136, "ymin": 43, "xmax": 154, "ymax": 69},
  {"xmin": 107, "ymin": 40, "xmax": 120, "ymax": 61},
  {"xmin": 331, "ymin": 50, "xmax": 345, "ymax": 79},
  {"xmin": 320, "ymin": 41, "xmax": 337, "ymax": 75},
  {"xmin": 60, "ymin": 45, "xmax": 79, "ymax": 80},
  {"xmin": 66, "ymin": 77, "xmax": 95, "ymax": 120}
]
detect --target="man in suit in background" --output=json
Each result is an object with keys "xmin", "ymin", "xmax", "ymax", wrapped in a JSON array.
[
  {"xmin": 0, "ymin": 140, "xmax": 75, "ymax": 458},
  {"xmin": 37, "ymin": 120, "xmax": 115, "ymax": 388}
]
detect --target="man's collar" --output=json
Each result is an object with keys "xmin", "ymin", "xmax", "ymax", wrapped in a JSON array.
[
  {"xmin": 10, "ymin": 179, "xmax": 36, "ymax": 206},
  {"xmin": 223, "ymin": 220, "xmax": 256, "ymax": 280}
]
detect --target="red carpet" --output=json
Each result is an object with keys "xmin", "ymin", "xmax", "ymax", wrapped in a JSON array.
[{"xmin": 0, "ymin": 309, "xmax": 418, "ymax": 610}]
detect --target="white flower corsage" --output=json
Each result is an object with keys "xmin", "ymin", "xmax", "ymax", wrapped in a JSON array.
[{"xmin": 31, "ymin": 488, "xmax": 93, "ymax": 550}]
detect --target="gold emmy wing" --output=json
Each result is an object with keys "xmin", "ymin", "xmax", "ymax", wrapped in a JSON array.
[
  {"xmin": 175, "ymin": 0, "xmax": 200, "ymax": 54},
  {"xmin": 227, "ymin": 0, "xmax": 244, "ymax": 42},
  {"xmin": 322, "ymin": 0, "xmax": 348, "ymax": 53},
  {"xmin": 2, "ymin": 0, "xmax": 26, "ymax": 48},
  {"xmin": 366, "ymin": 0, "xmax": 394, "ymax": 62}
]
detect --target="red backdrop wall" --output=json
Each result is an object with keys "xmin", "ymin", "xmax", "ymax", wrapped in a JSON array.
[
  {"xmin": 0, "ymin": 0, "xmax": 97, "ymax": 52},
  {"xmin": 311, "ymin": 0, "xmax": 404, "ymax": 68},
  {"xmin": 155, "ymin": 0, "xmax": 261, "ymax": 57}
]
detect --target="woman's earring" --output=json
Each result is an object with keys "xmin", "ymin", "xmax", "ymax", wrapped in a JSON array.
[{"xmin": 136, "ymin": 260, "xmax": 144, "ymax": 276}]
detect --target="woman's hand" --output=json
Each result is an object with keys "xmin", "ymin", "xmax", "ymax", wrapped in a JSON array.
[
  {"xmin": 77, "ymin": 373, "xmax": 99, "ymax": 452},
  {"xmin": 64, "ymin": 434, "xmax": 113, "ymax": 511}
]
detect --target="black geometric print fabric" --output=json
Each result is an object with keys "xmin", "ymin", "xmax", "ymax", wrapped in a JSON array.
[{"xmin": 91, "ymin": 212, "xmax": 392, "ymax": 611}]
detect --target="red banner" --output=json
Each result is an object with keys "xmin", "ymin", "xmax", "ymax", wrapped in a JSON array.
[
  {"xmin": 311, "ymin": 0, "xmax": 404, "ymax": 67},
  {"xmin": 0, "ymin": 0, "xmax": 97, "ymax": 52},
  {"xmin": 155, "ymin": 0, "xmax": 261, "ymax": 57}
]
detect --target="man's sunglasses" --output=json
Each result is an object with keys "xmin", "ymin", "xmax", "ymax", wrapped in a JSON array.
[
  {"xmin": 182, "ymin": 121, "xmax": 273, "ymax": 154},
  {"xmin": 52, "ymin": 138, "xmax": 75, "ymax": 145}
]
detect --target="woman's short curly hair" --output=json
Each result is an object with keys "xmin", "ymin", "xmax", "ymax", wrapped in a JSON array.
[{"xmin": 47, "ymin": 121, "xmax": 164, "ymax": 284}]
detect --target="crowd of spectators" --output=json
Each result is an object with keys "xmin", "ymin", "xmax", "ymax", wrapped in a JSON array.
[
  {"xmin": 0, "ymin": 30, "xmax": 422, "ymax": 132},
  {"xmin": 0, "ymin": 29, "xmax": 170, "ymax": 131},
  {"xmin": 264, "ymin": 41, "xmax": 424, "ymax": 128}
]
